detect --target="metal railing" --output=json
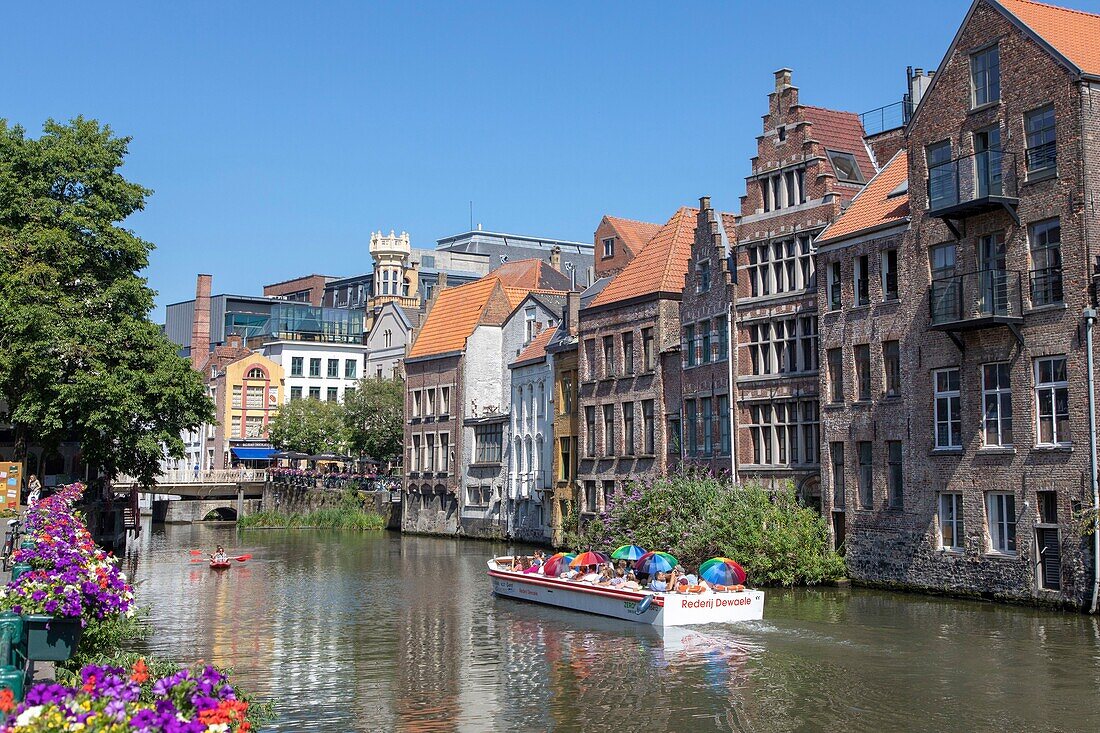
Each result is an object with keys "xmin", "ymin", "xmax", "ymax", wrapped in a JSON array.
[
  {"xmin": 930, "ymin": 269, "xmax": 1023, "ymax": 325},
  {"xmin": 1030, "ymin": 266, "xmax": 1064, "ymax": 307},
  {"xmin": 927, "ymin": 150, "xmax": 1019, "ymax": 212},
  {"xmin": 115, "ymin": 469, "xmax": 268, "ymax": 485},
  {"xmin": 860, "ymin": 100, "xmax": 914, "ymax": 136},
  {"xmin": 1025, "ymin": 141, "xmax": 1056, "ymax": 175}
]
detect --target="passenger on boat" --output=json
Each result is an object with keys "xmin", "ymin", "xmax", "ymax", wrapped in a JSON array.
[
  {"xmin": 623, "ymin": 570, "xmax": 641, "ymax": 590},
  {"xmin": 560, "ymin": 566, "xmax": 580, "ymax": 580},
  {"xmin": 210, "ymin": 546, "xmax": 228, "ymax": 564},
  {"xmin": 511, "ymin": 556, "xmax": 530, "ymax": 572},
  {"xmin": 531, "ymin": 551, "xmax": 545, "ymax": 567},
  {"xmin": 581, "ymin": 565, "xmax": 601, "ymax": 583},
  {"xmin": 648, "ymin": 571, "xmax": 669, "ymax": 592},
  {"xmin": 608, "ymin": 568, "xmax": 626, "ymax": 587}
]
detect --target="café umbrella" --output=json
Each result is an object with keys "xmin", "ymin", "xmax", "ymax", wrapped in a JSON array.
[
  {"xmin": 634, "ymin": 551, "xmax": 678, "ymax": 575},
  {"xmin": 699, "ymin": 557, "xmax": 748, "ymax": 586},
  {"xmin": 569, "ymin": 551, "xmax": 611, "ymax": 568},
  {"xmin": 542, "ymin": 552, "xmax": 576, "ymax": 577},
  {"xmin": 610, "ymin": 544, "xmax": 647, "ymax": 561}
]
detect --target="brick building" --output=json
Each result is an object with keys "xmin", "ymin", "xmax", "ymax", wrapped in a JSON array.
[
  {"xmin": 547, "ymin": 293, "xmax": 582, "ymax": 546},
  {"xmin": 576, "ymin": 208, "xmax": 697, "ymax": 517},
  {"xmin": 731, "ymin": 69, "xmax": 876, "ymax": 505},
  {"xmin": 593, "ymin": 216, "xmax": 661, "ymax": 279},
  {"xmin": 262, "ymin": 274, "xmax": 337, "ymax": 306}
]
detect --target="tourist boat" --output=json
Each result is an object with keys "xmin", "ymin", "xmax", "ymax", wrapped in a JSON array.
[
  {"xmin": 209, "ymin": 561, "xmax": 231, "ymax": 570},
  {"xmin": 487, "ymin": 557, "xmax": 764, "ymax": 627}
]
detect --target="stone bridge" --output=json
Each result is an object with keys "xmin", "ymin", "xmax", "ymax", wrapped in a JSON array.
[
  {"xmin": 114, "ymin": 469, "xmax": 266, "ymax": 498},
  {"xmin": 161, "ymin": 498, "xmax": 262, "ymax": 524}
]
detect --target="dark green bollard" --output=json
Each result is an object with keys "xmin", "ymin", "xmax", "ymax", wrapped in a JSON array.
[
  {"xmin": 0, "ymin": 666, "xmax": 24, "ymax": 704},
  {"xmin": 0, "ymin": 613, "xmax": 23, "ymax": 666},
  {"xmin": 17, "ymin": 541, "xmax": 34, "ymax": 551},
  {"xmin": 9, "ymin": 564, "xmax": 31, "ymax": 582}
]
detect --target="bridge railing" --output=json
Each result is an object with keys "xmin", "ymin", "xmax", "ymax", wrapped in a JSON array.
[{"xmin": 114, "ymin": 469, "xmax": 268, "ymax": 486}]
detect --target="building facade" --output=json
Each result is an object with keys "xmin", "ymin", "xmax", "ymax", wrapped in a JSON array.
[{"xmin": 547, "ymin": 293, "xmax": 581, "ymax": 546}]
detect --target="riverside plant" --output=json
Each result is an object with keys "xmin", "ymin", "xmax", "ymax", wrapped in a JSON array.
[{"xmin": 0, "ymin": 659, "xmax": 251, "ymax": 732}]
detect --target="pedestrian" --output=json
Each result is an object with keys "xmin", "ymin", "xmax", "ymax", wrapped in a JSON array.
[{"xmin": 26, "ymin": 474, "xmax": 42, "ymax": 507}]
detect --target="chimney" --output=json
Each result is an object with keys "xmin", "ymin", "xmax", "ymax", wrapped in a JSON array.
[
  {"xmin": 437, "ymin": 271, "xmax": 448, "ymax": 291},
  {"xmin": 774, "ymin": 68, "xmax": 792, "ymax": 91},
  {"xmin": 226, "ymin": 333, "xmax": 243, "ymax": 349},
  {"xmin": 190, "ymin": 274, "xmax": 212, "ymax": 369},
  {"xmin": 566, "ymin": 291, "xmax": 580, "ymax": 337},
  {"xmin": 907, "ymin": 66, "xmax": 933, "ymax": 109},
  {"xmin": 549, "ymin": 246, "xmax": 562, "ymax": 273}
]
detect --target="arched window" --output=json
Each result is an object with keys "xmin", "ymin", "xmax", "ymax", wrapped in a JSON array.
[
  {"xmin": 246, "ymin": 367, "xmax": 266, "ymax": 379},
  {"xmin": 384, "ymin": 330, "xmax": 392, "ymax": 348}
]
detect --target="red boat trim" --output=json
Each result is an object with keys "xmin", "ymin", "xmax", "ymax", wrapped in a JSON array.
[{"xmin": 487, "ymin": 569, "xmax": 666, "ymax": 608}]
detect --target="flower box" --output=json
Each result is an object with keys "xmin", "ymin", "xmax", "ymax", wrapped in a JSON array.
[
  {"xmin": 24, "ymin": 614, "xmax": 82, "ymax": 662},
  {"xmin": 9, "ymin": 564, "xmax": 31, "ymax": 582}
]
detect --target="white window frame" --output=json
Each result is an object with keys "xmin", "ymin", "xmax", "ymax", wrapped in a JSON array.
[
  {"xmin": 986, "ymin": 492, "xmax": 1017, "ymax": 555},
  {"xmin": 933, "ymin": 368, "xmax": 962, "ymax": 449},
  {"xmin": 1034, "ymin": 356, "xmax": 1069, "ymax": 446},
  {"xmin": 981, "ymin": 362, "xmax": 1013, "ymax": 447},
  {"xmin": 939, "ymin": 493, "xmax": 964, "ymax": 551},
  {"xmin": 602, "ymin": 237, "xmax": 615, "ymax": 258}
]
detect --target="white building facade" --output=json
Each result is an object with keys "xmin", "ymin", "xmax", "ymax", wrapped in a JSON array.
[{"xmin": 261, "ymin": 341, "xmax": 367, "ymax": 402}]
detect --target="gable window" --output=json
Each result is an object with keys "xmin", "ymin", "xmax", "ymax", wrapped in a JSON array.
[
  {"xmin": 827, "ymin": 348, "xmax": 844, "ymax": 403},
  {"xmin": 602, "ymin": 237, "xmax": 615, "ymax": 259},
  {"xmin": 828, "ymin": 150, "xmax": 865, "ymax": 184},
  {"xmin": 1029, "ymin": 218, "xmax": 1063, "ymax": 306},
  {"xmin": 828, "ymin": 261, "xmax": 842, "ymax": 310},
  {"xmin": 777, "ymin": 125, "xmax": 787, "ymax": 142},
  {"xmin": 970, "ymin": 45, "xmax": 1000, "ymax": 108},
  {"xmin": 883, "ymin": 340, "xmax": 901, "ymax": 398},
  {"xmin": 1035, "ymin": 356, "xmax": 1069, "ymax": 446},
  {"xmin": 290, "ymin": 357, "xmax": 303, "ymax": 377},
  {"xmin": 934, "ymin": 368, "xmax": 961, "ymax": 449},
  {"xmin": 927, "ymin": 140, "xmax": 954, "ymax": 211},
  {"xmin": 987, "ymin": 492, "xmax": 1016, "ymax": 554},
  {"xmin": 857, "ymin": 441, "xmax": 873, "ymax": 509},
  {"xmin": 1025, "ymin": 104, "xmax": 1056, "ymax": 175},
  {"xmin": 940, "ymin": 494, "xmax": 964, "ymax": 551},
  {"xmin": 697, "ymin": 260, "xmax": 712, "ymax": 293},
  {"xmin": 981, "ymin": 362, "xmax": 1013, "ymax": 447},
  {"xmin": 854, "ymin": 255, "xmax": 870, "ymax": 306},
  {"xmin": 855, "ymin": 344, "xmax": 871, "ymax": 401},
  {"xmin": 524, "ymin": 306, "xmax": 537, "ymax": 344},
  {"xmin": 882, "ymin": 249, "xmax": 898, "ymax": 301},
  {"xmin": 246, "ymin": 367, "xmax": 266, "ymax": 380}
]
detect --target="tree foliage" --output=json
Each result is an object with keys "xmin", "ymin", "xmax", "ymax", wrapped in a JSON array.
[
  {"xmin": 0, "ymin": 117, "xmax": 213, "ymax": 486},
  {"xmin": 343, "ymin": 376, "xmax": 404, "ymax": 464},
  {"xmin": 568, "ymin": 471, "xmax": 846, "ymax": 587},
  {"xmin": 266, "ymin": 398, "xmax": 348, "ymax": 456}
]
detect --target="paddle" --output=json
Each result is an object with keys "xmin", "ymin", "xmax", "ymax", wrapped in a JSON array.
[
  {"xmin": 234, "ymin": 554, "xmax": 252, "ymax": 562},
  {"xmin": 189, "ymin": 550, "xmax": 203, "ymax": 556}
]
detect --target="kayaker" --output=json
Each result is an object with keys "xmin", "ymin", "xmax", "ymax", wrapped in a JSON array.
[{"xmin": 210, "ymin": 546, "xmax": 228, "ymax": 564}]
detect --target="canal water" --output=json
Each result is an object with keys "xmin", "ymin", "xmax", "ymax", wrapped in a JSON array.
[{"xmin": 126, "ymin": 521, "xmax": 1100, "ymax": 732}]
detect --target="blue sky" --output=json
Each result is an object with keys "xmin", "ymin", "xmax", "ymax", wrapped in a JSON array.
[{"xmin": 7, "ymin": 0, "xmax": 1097, "ymax": 320}]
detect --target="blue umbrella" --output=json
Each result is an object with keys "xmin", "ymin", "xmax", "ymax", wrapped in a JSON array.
[
  {"xmin": 611, "ymin": 544, "xmax": 647, "ymax": 561},
  {"xmin": 634, "ymin": 551, "xmax": 677, "ymax": 575}
]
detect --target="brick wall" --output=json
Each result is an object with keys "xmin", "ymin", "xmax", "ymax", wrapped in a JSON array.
[{"xmin": 402, "ymin": 354, "xmax": 461, "ymax": 534}]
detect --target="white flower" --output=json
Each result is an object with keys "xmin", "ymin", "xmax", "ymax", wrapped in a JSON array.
[{"xmin": 15, "ymin": 705, "xmax": 43, "ymax": 725}]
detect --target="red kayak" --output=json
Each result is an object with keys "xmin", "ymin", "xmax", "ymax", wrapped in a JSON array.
[{"xmin": 209, "ymin": 561, "xmax": 231, "ymax": 570}]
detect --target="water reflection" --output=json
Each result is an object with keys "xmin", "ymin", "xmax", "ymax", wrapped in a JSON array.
[{"xmin": 126, "ymin": 521, "xmax": 1100, "ymax": 732}]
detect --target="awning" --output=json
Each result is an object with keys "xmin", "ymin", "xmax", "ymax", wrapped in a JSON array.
[{"xmin": 231, "ymin": 447, "xmax": 277, "ymax": 460}]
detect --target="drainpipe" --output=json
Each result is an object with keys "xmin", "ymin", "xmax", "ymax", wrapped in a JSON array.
[
  {"xmin": 727, "ymin": 301, "xmax": 738, "ymax": 484},
  {"xmin": 1085, "ymin": 308, "xmax": 1100, "ymax": 614}
]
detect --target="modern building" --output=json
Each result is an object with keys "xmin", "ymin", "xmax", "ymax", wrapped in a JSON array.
[
  {"xmin": 437, "ymin": 228, "xmax": 595, "ymax": 289},
  {"xmin": 262, "ymin": 274, "xmax": 339, "ymax": 306}
]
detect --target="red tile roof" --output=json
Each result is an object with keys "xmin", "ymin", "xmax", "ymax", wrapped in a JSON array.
[
  {"xmin": 603, "ymin": 216, "xmax": 662, "ymax": 257},
  {"xmin": 998, "ymin": 0, "xmax": 1100, "ymax": 76},
  {"xmin": 510, "ymin": 326, "xmax": 557, "ymax": 366},
  {"xmin": 590, "ymin": 207, "xmax": 699, "ymax": 308},
  {"xmin": 817, "ymin": 151, "xmax": 909, "ymax": 245},
  {"xmin": 488, "ymin": 258, "xmax": 573, "ymax": 291},
  {"xmin": 802, "ymin": 105, "xmax": 876, "ymax": 181},
  {"xmin": 408, "ymin": 278, "xmax": 505, "ymax": 359}
]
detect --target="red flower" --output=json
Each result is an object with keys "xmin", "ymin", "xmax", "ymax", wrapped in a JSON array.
[
  {"xmin": 0, "ymin": 688, "xmax": 14, "ymax": 713},
  {"xmin": 131, "ymin": 658, "xmax": 149, "ymax": 684}
]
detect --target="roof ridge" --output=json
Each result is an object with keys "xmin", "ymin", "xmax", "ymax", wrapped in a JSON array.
[
  {"xmin": 605, "ymin": 214, "xmax": 662, "ymax": 227},
  {"xmin": 800, "ymin": 103, "xmax": 861, "ymax": 116},
  {"xmin": 660, "ymin": 207, "xmax": 698, "ymax": 286},
  {"xmin": 1002, "ymin": 0, "xmax": 1100, "ymax": 20}
]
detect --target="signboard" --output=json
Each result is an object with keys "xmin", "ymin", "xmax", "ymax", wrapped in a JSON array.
[{"xmin": 1, "ymin": 462, "xmax": 23, "ymax": 508}]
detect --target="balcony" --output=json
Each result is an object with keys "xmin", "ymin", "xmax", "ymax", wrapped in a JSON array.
[
  {"xmin": 929, "ymin": 269, "xmax": 1023, "ymax": 348},
  {"xmin": 927, "ymin": 150, "xmax": 1020, "ymax": 239},
  {"xmin": 860, "ymin": 100, "xmax": 914, "ymax": 136}
]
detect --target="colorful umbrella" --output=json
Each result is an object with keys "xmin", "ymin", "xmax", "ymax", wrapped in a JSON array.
[
  {"xmin": 569, "ymin": 551, "xmax": 611, "ymax": 568},
  {"xmin": 543, "ymin": 552, "xmax": 576, "ymax": 577},
  {"xmin": 634, "ymin": 550, "xmax": 678, "ymax": 575},
  {"xmin": 611, "ymin": 544, "xmax": 647, "ymax": 561},
  {"xmin": 699, "ymin": 557, "xmax": 747, "ymax": 586}
]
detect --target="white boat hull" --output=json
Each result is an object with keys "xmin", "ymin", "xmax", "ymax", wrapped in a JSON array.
[{"xmin": 488, "ymin": 560, "xmax": 764, "ymax": 627}]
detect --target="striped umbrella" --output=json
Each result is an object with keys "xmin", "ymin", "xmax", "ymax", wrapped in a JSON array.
[
  {"xmin": 610, "ymin": 544, "xmax": 647, "ymax": 561},
  {"xmin": 543, "ymin": 552, "xmax": 576, "ymax": 577},
  {"xmin": 634, "ymin": 551, "xmax": 678, "ymax": 575},
  {"xmin": 569, "ymin": 551, "xmax": 611, "ymax": 568},
  {"xmin": 700, "ymin": 557, "xmax": 747, "ymax": 586}
]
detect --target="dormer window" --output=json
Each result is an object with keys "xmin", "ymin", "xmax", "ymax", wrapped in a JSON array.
[
  {"xmin": 828, "ymin": 151, "xmax": 865, "ymax": 184},
  {"xmin": 602, "ymin": 237, "xmax": 615, "ymax": 259}
]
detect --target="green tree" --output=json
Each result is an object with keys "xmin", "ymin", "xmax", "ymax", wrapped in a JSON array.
[
  {"xmin": 0, "ymin": 117, "xmax": 213, "ymax": 488},
  {"xmin": 267, "ymin": 398, "xmax": 348, "ymax": 456},
  {"xmin": 343, "ymin": 376, "xmax": 404, "ymax": 466}
]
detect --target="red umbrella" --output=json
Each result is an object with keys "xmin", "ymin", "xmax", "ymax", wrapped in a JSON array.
[
  {"xmin": 543, "ymin": 552, "xmax": 576, "ymax": 577},
  {"xmin": 569, "ymin": 551, "xmax": 610, "ymax": 568}
]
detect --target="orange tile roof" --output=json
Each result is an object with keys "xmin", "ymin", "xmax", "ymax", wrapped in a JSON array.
[
  {"xmin": 590, "ymin": 207, "xmax": 699, "ymax": 308},
  {"xmin": 817, "ymin": 151, "xmax": 909, "ymax": 245},
  {"xmin": 998, "ymin": 0, "xmax": 1100, "ymax": 76},
  {"xmin": 408, "ymin": 277, "xmax": 504, "ymax": 359},
  {"xmin": 604, "ymin": 216, "xmax": 662, "ymax": 256},
  {"xmin": 802, "ymin": 105, "xmax": 876, "ymax": 182},
  {"xmin": 488, "ymin": 258, "xmax": 573, "ymax": 291},
  {"xmin": 502, "ymin": 287, "xmax": 568, "ymax": 310},
  {"xmin": 510, "ymin": 325, "xmax": 557, "ymax": 366}
]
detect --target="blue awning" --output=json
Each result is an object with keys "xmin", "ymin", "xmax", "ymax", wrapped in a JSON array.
[{"xmin": 231, "ymin": 447, "xmax": 277, "ymax": 460}]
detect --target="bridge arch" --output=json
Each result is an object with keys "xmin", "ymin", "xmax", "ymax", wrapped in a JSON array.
[{"xmin": 201, "ymin": 507, "xmax": 238, "ymax": 521}]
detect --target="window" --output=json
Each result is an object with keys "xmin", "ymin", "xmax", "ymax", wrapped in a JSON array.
[
  {"xmin": 1029, "ymin": 219, "xmax": 1063, "ymax": 306},
  {"xmin": 327, "ymin": 387, "xmax": 338, "ymax": 402},
  {"xmin": 622, "ymin": 402, "xmax": 635, "ymax": 455},
  {"xmin": 854, "ymin": 255, "xmax": 870, "ymax": 306},
  {"xmin": 987, "ymin": 492, "xmax": 1016, "ymax": 554},
  {"xmin": 602, "ymin": 237, "xmax": 615, "ymax": 259},
  {"xmin": 410, "ymin": 390, "xmax": 421, "ymax": 418},
  {"xmin": 439, "ymin": 433, "xmax": 449, "ymax": 472},
  {"xmin": 376, "ymin": 366, "xmax": 383, "ymax": 379},
  {"xmin": 934, "ymin": 368, "xmax": 962, "ymax": 449},
  {"xmin": 560, "ymin": 372, "xmax": 574, "ymax": 414},
  {"xmin": 828, "ymin": 348, "xmax": 844, "ymax": 403},
  {"xmin": 583, "ymin": 339, "xmax": 596, "ymax": 380},
  {"xmin": 585, "ymin": 406, "xmax": 596, "ymax": 457},
  {"xmin": 718, "ymin": 395, "xmax": 730, "ymax": 456},
  {"xmin": 696, "ymin": 260, "xmax": 712, "ymax": 292},
  {"xmin": 324, "ymin": 359, "xmax": 337, "ymax": 378},
  {"xmin": 345, "ymin": 359, "xmax": 357, "ymax": 379},
  {"xmin": 927, "ymin": 141, "xmax": 954, "ymax": 210},
  {"xmin": 603, "ymin": 404, "xmax": 614, "ymax": 456},
  {"xmin": 290, "ymin": 357, "xmax": 304, "ymax": 377},
  {"xmin": 702, "ymin": 398, "xmax": 713, "ymax": 457},
  {"xmin": 308, "ymin": 386, "xmax": 320, "ymax": 400},
  {"xmin": 290, "ymin": 386, "xmax": 302, "ymax": 400},
  {"xmin": 940, "ymin": 494, "xmax": 964, "ymax": 551},
  {"xmin": 883, "ymin": 341, "xmax": 900, "ymax": 398},
  {"xmin": 246, "ymin": 367, "xmax": 266, "ymax": 380},
  {"xmin": 981, "ymin": 363, "xmax": 1013, "ymax": 447},
  {"xmin": 474, "ymin": 424, "xmax": 503, "ymax": 464},
  {"xmin": 231, "ymin": 414, "xmax": 241, "ymax": 436},
  {"xmin": 685, "ymin": 401, "xmax": 697, "ymax": 456},
  {"xmin": 700, "ymin": 320, "xmax": 711, "ymax": 365},
  {"xmin": 1035, "ymin": 356, "xmax": 1069, "ymax": 445},
  {"xmin": 309, "ymin": 358, "xmax": 321, "ymax": 378},
  {"xmin": 828, "ymin": 150, "xmax": 865, "ymax": 183},
  {"xmin": 641, "ymin": 400, "xmax": 655, "ymax": 455},
  {"xmin": 622, "ymin": 332, "xmax": 634, "ymax": 375},
  {"xmin": 232, "ymin": 385, "xmax": 242, "ymax": 409},
  {"xmin": 425, "ymin": 434, "xmax": 436, "ymax": 472},
  {"xmin": 559, "ymin": 438, "xmax": 571, "ymax": 481},
  {"xmin": 246, "ymin": 385, "xmax": 264, "ymax": 409},
  {"xmin": 828, "ymin": 261, "xmax": 842, "ymax": 310},
  {"xmin": 970, "ymin": 45, "xmax": 1000, "ymax": 108},
  {"xmin": 602, "ymin": 481, "xmax": 615, "ymax": 510},
  {"xmin": 684, "ymin": 325, "xmax": 696, "ymax": 367},
  {"xmin": 855, "ymin": 344, "xmax": 871, "ymax": 401},
  {"xmin": 667, "ymin": 417, "xmax": 681, "ymax": 456},
  {"xmin": 830, "ymin": 443, "xmax": 845, "ymax": 508},
  {"xmin": 603, "ymin": 336, "xmax": 615, "ymax": 377},
  {"xmin": 642, "ymin": 328, "xmax": 655, "ymax": 370},
  {"xmin": 777, "ymin": 125, "xmax": 787, "ymax": 142},
  {"xmin": 245, "ymin": 415, "xmax": 264, "ymax": 438},
  {"xmin": 882, "ymin": 249, "xmax": 898, "ymax": 300},
  {"xmin": 466, "ymin": 485, "xmax": 489, "ymax": 507},
  {"xmin": 523, "ymin": 307, "xmax": 537, "ymax": 345},
  {"xmin": 715, "ymin": 315, "xmax": 729, "ymax": 364},
  {"xmin": 857, "ymin": 442, "xmax": 873, "ymax": 509},
  {"xmin": 747, "ymin": 400, "xmax": 818, "ymax": 467},
  {"xmin": 1025, "ymin": 104, "xmax": 1056, "ymax": 174},
  {"xmin": 887, "ymin": 441, "xmax": 903, "ymax": 509},
  {"xmin": 746, "ymin": 236, "xmax": 814, "ymax": 298},
  {"xmin": 439, "ymin": 386, "xmax": 450, "ymax": 415},
  {"xmin": 1038, "ymin": 491, "xmax": 1057, "ymax": 524},
  {"xmin": 584, "ymin": 481, "xmax": 597, "ymax": 512}
]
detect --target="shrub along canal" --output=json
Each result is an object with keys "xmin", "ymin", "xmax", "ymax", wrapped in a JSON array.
[{"xmin": 128, "ymin": 520, "xmax": 1100, "ymax": 732}]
